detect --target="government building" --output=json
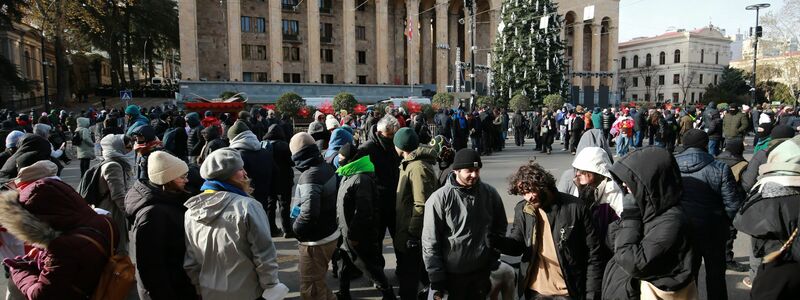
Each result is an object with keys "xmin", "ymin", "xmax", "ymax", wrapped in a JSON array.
[
  {"xmin": 178, "ymin": 0, "xmax": 619, "ymax": 104},
  {"xmin": 617, "ymin": 25, "xmax": 732, "ymax": 104}
]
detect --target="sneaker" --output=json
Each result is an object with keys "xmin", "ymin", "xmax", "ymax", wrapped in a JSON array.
[
  {"xmin": 742, "ymin": 276, "xmax": 752, "ymax": 288},
  {"xmin": 726, "ymin": 261, "xmax": 749, "ymax": 272}
]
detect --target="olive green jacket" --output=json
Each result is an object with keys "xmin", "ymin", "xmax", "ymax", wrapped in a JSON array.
[{"xmin": 395, "ymin": 146, "xmax": 439, "ymax": 253}]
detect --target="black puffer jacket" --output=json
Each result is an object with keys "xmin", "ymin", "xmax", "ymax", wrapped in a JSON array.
[
  {"xmin": 336, "ymin": 163, "xmax": 381, "ymax": 242},
  {"xmin": 674, "ymin": 147, "xmax": 742, "ymax": 224},
  {"xmin": 0, "ymin": 134, "xmax": 61, "ymax": 183},
  {"xmin": 229, "ymin": 130, "xmax": 274, "ymax": 212},
  {"xmin": 735, "ymin": 184, "xmax": 800, "ymax": 267},
  {"xmin": 124, "ymin": 180, "xmax": 197, "ymax": 300},
  {"xmin": 498, "ymin": 193, "xmax": 603, "ymax": 300},
  {"xmin": 186, "ymin": 113, "xmax": 204, "ymax": 157},
  {"xmin": 358, "ymin": 125, "xmax": 401, "ymax": 213},
  {"xmin": 603, "ymin": 147, "xmax": 694, "ymax": 299},
  {"xmin": 263, "ymin": 124, "xmax": 294, "ymax": 195},
  {"xmin": 291, "ymin": 145, "xmax": 338, "ymax": 242}
]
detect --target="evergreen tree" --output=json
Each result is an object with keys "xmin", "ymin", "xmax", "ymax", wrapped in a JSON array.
[{"xmin": 493, "ymin": 0, "xmax": 567, "ymax": 108}]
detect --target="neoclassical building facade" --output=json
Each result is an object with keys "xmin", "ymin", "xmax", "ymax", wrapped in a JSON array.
[{"xmin": 179, "ymin": 0, "xmax": 619, "ymax": 100}]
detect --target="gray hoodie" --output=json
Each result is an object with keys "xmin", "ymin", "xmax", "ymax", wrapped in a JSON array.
[
  {"xmin": 557, "ymin": 129, "xmax": 613, "ymax": 195},
  {"xmin": 183, "ymin": 190, "xmax": 286, "ymax": 300}
]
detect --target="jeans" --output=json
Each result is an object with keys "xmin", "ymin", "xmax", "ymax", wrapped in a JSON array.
[
  {"xmin": 616, "ymin": 135, "xmax": 631, "ymax": 156},
  {"xmin": 634, "ymin": 130, "xmax": 644, "ymax": 147},
  {"xmin": 708, "ymin": 139, "xmax": 721, "ymax": 156}
]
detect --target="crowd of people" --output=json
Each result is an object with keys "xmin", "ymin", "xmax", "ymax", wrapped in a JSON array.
[{"xmin": 0, "ymin": 99, "xmax": 797, "ymax": 300}]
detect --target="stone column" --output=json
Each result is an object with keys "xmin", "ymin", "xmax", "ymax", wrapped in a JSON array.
[
  {"xmin": 420, "ymin": 2, "xmax": 433, "ymax": 84},
  {"xmin": 268, "ymin": 0, "xmax": 283, "ymax": 82},
  {"xmin": 343, "ymin": 0, "xmax": 356, "ymax": 83},
  {"xmin": 178, "ymin": 0, "xmax": 199, "ymax": 80},
  {"xmin": 463, "ymin": 7, "xmax": 471, "ymax": 65},
  {"xmin": 591, "ymin": 23, "xmax": 601, "ymax": 88},
  {"xmin": 406, "ymin": 0, "xmax": 420, "ymax": 85},
  {"xmin": 374, "ymin": 0, "xmax": 390, "ymax": 84},
  {"xmin": 226, "ymin": 0, "xmax": 242, "ymax": 81},
  {"xmin": 307, "ymin": 1, "xmax": 321, "ymax": 83},
  {"xmin": 448, "ymin": 12, "xmax": 458, "ymax": 85},
  {"xmin": 571, "ymin": 20, "xmax": 583, "ymax": 87},
  {"xmin": 435, "ymin": 0, "xmax": 449, "ymax": 92},
  {"xmin": 607, "ymin": 19, "xmax": 618, "ymax": 88}
]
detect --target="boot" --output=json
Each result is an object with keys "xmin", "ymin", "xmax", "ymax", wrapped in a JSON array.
[
  {"xmin": 379, "ymin": 286, "xmax": 397, "ymax": 300},
  {"xmin": 334, "ymin": 291, "xmax": 352, "ymax": 300}
]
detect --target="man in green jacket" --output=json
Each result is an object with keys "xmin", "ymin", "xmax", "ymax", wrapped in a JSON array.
[
  {"xmin": 394, "ymin": 127, "xmax": 439, "ymax": 299},
  {"xmin": 722, "ymin": 104, "xmax": 750, "ymax": 143}
]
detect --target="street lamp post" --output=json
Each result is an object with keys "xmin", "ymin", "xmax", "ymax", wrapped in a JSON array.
[
  {"xmin": 746, "ymin": 3, "xmax": 770, "ymax": 107},
  {"xmin": 464, "ymin": 0, "xmax": 476, "ymax": 109},
  {"xmin": 41, "ymin": 32, "xmax": 49, "ymax": 113}
]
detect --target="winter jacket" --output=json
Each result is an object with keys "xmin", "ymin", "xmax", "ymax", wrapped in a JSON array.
[
  {"xmin": 162, "ymin": 127, "xmax": 189, "ymax": 161},
  {"xmin": 591, "ymin": 112, "xmax": 602, "ymax": 130},
  {"xmin": 125, "ymin": 180, "xmax": 197, "ymax": 300},
  {"xmin": 741, "ymin": 138, "xmax": 791, "ymax": 193},
  {"xmin": 735, "ymin": 184, "xmax": 800, "ymax": 264},
  {"xmin": 358, "ymin": 125, "xmax": 401, "ymax": 214},
  {"xmin": 703, "ymin": 102, "xmax": 719, "ymax": 129},
  {"xmin": 0, "ymin": 134, "xmax": 57, "ymax": 183},
  {"xmin": 497, "ymin": 193, "xmax": 603, "ymax": 300},
  {"xmin": 706, "ymin": 116, "xmax": 723, "ymax": 140},
  {"xmin": 601, "ymin": 112, "xmax": 615, "ymax": 130},
  {"xmin": 323, "ymin": 128, "xmax": 354, "ymax": 167},
  {"xmin": 126, "ymin": 115, "xmax": 150, "ymax": 136},
  {"xmin": 98, "ymin": 134, "xmax": 133, "ymax": 254},
  {"xmin": 421, "ymin": 174, "xmax": 507, "ymax": 284},
  {"xmin": 230, "ymin": 131, "xmax": 274, "ymax": 213},
  {"xmin": 186, "ymin": 113, "xmax": 204, "ymax": 157},
  {"xmin": 678, "ymin": 115, "xmax": 694, "ymax": 138},
  {"xmin": 716, "ymin": 152, "xmax": 748, "ymax": 183},
  {"xmin": 336, "ymin": 156, "xmax": 381, "ymax": 242},
  {"xmin": 0, "ymin": 178, "xmax": 117, "ymax": 300},
  {"xmin": 75, "ymin": 117, "xmax": 95, "ymax": 159},
  {"xmin": 722, "ymin": 111, "xmax": 749, "ymax": 139},
  {"xmin": 291, "ymin": 145, "xmax": 339, "ymax": 243},
  {"xmin": 395, "ymin": 146, "xmax": 439, "ymax": 253},
  {"xmin": 675, "ymin": 147, "xmax": 742, "ymax": 224},
  {"xmin": 197, "ymin": 126, "xmax": 228, "ymax": 164},
  {"xmin": 184, "ymin": 188, "xmax": 284, "ymax": 300},
  {"xmin": 557, "ymin": 129, "xmax": 614, "ymax": 196},
  {"xmin": 602, "ymin": 147, "xmax": 694, "ymax": 299},
  {"xmin": 263, "ymin": 124, "xmax": 294, "ymax": 195}
]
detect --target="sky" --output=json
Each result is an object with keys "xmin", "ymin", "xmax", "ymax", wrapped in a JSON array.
[{"xmin": 617, "ymin": 0, "xmax": 783, "ymax": 42}]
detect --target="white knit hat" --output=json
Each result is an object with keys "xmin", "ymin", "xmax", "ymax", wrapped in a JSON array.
[
  {"xmin": 147, "ymin": 151, "xmax": 189, "ymax": 185},
  {"xmin": 325, "ymin": 117, "xmax": 340, "ymax": 130}
]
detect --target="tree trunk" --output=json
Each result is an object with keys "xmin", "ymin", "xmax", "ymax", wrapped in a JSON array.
[
  {"xmin": 147, "ymin": 38, "xmax": 155, "ymax": 81},
  {"xmin": 54, "ymin": 1, "xmax": 70, "ymax": 104},
  {"xmin": 124, "ymin": 12, "xmax": 135, "ymax": 87}
]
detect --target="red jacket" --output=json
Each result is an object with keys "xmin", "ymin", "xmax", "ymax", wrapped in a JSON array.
[
  {"xmin": 1, "ymin": 178, "xmax": 117, "ymax": 300},
  {"xmin": 200, "ymin": 116, "xmax": 221, "ymax": 128}
]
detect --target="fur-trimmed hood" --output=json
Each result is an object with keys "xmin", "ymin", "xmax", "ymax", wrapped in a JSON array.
[{"xmin": 0, "ymin": 190, "xmax": 58, "ymax": 248}]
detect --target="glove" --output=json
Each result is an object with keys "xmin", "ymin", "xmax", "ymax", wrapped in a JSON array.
[
  {"xmin": 620, "ymin": 194, "xmax": 641, "ymax": 220},
  {"xmin": 406, "ymin": 239, "xmax": 420, "ymax": 249},
  {"xmin": 3, "ymin": 256, "xmax": 36, "ymax": 270},
  {"xmin": 430, "ymin": 281, "xmax": 446, "ymax": 300}
]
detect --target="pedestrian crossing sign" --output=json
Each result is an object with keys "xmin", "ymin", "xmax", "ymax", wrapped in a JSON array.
[{"xmin": 120, "ymin": 90, "xmax": 132, "ymax": 101}]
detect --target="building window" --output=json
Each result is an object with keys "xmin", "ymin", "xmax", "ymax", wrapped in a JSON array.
[
  {"xmin": 621, "ymin": 57, "xmax": 626, "ymax": 69},
  {"xmin": 283, "ymin": 73, "xmax": 301, "ymax": 83},
  {"xmin": 242, "ymin": 44, "xmax": 267, "ymax": 60},
  {"xmin": 645, "ymin": 76, "xmax": 651, "ymax": 87},
  {"xmin": 633, "ymin": 55, "xmax": 639, "ymax": 68},
  {"xmin": 320, "ymin": 22, "xmax": 333, "ymax": 43},
  {"xmin": 699, "ymin": 74, "xmax": 703, "ymax": 84},
  {"xmin": 242, "ymin": 17, "xmax": 266, "ymax": 33},
  {"xmin": 699, "ymin": 92, "xmax": 704, "ymax": 101},
  {"xmin": 243, "ymin": 72, "xmax": 268, "ymax": 82},
  {"xmin": 321, "ymin": 74, "xmax": 334, "ymax": 84},
  {"xmin": 632, "ymin": 77, "xmax": 638, "ymax": 87},
  {"xmin": 319, "ymin": 0, "xmax": 333, "ymax": 13},
  {"xmin": 241, "ymin": 16, "xmax": 251, "ymax": 32},
  {"xmin": 658, "ymin": 75, "xmax": 665, "ymax": 85},
  {"xmin": 282, "ymin": 0, "xmax": 299, "ymax": 10},
  {"xmin": 255, "ymin": 17, "xmax": 266, "ymax": 33},
  {"xmin": 673, "ymin": 74, "xmax": 680, "ymax": 84},
  {"xmin": 714, "ymin": 74, "xmax": 718, "ymax": 85},
  {"xmin": 700, "ymin": 49, "xmax": 704, "ymax": 63},
  {"xmin": 715, "ymin": 52, "xmax": 719, "ymax": 64},
  {"xmin": 674, "ymin": 49, "xmax": 681, "ymax": 63},
  {"xmin": 320, "ymin": 48, "xmax": 333, "ymax": 63},
  {"xmin": 282, "ymin": 20, "xmax": 300, "ymax": 40},
  {"xmin": 283, "ymin": 46, "xmax": 300, "ymax": 61},
  {"xmin": 657, "ymin": 93, "xmax": 664, "ymax": 101},
  {"xmin": 672, "ymin": 93, "xmax": 680, "ymax": 101},
  {"xmin": 691, "ymin": 92, "xmax": 695, "ymax": 102},
  {"xmin": 357, "ymin": 50, "xmax": 367, "ymax": 64},
  {"xmin": 356, "ymin": 26, "xmax": 367, "ymax": 40},
  {"xmin": 632, "ymin": 94, "xmax": 638, "ymax": 100},
  {"xmin": 646, "ymin": 53, "xmax": 652, "ymax": 66},
  {"xmin": 645, "ymin": 93, "xmax": 651, "ymax": 101},
  {"xmin": 659, "ymin": 51, "xmax": 665, "ymax": 65},
  {"xmin": 358, "ymin": 75, "xmax": 367, "ymax": 84}
]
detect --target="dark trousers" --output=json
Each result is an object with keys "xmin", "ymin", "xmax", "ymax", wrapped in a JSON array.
[
  {"xmin": 80, "ymin": 158, "xmax": 91, "ymax": 175},
  {"xmin": 444, "ymin": 269, "xmax": 491, "ymax": 300},
  {"xmin": 726, "ymin": 225, "xmax": 738, "ymax": 263},
  {"xmin": 515, "ymin": 128, "xmax": 526, "ymax": 146},
  {"xmin": 481, "ymin": 132, "xmax": 492, "ymax": 155},
  {"xmin": 692, "ymin": 224, "xmax": 729, "ymax": 300},
  {"xmin": 397, "ymin": 247, "xmax": 428, "ymax": 300},
  {"xmin": 570, "ymin": 131, "xmax": 582, "ymax": 153},
  {"xmin": 338, "ymin": 239, "xmax": 390, "ymax": 294},
  {"xmin": 525, "ymin": 290, "xmax": 573, "ymax": 300},
  {"xmin": 540, "ymin": 132, "xmax": 554, "ymax": 152},
  {"xmin": 563, "ymin": 131, "xmax": 570, "ymax": 150}
]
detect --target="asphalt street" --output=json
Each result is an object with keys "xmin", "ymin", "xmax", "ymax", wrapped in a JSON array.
[{"xmin": 58, "ymin": 136, "xmax": 752, "ymax": 300}]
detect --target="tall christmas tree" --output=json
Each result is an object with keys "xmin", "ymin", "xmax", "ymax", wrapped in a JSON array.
[{"xmin": 493, "ymin": 0, "xmax": 568, "ymax": 107}]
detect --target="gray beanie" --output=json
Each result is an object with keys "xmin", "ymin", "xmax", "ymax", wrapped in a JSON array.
[
  {"xmin": 290, "ymin": 132, "xmax": 315, "ymax": 154},
  {"xmin": 200, "ymin": 148, "xmax": 244, "ymax": 180}
]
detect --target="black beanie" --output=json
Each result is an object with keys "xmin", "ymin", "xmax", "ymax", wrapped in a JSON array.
[
  {"xmin": 725, "ymin": 140, "xmax": 744, "ymax": 156},
  {"xmin": 452, "ymin": 149, "xmax": 482, "ymax": 170},
  {"xmin": 338, "ymin": 143, "xmax": 357, "ymax": 165},
  {"xmin": 757, "ymin": 123, "xmax": 774, "ymax": 139},
  {"xmin": 771, "ymin": 125, "xmax": 795, "ymax": 139},
  {"xmin": 682, "ymin": 129, "xmax": 709, "ymax": 150}
]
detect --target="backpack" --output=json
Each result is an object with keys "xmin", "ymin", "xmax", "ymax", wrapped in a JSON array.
[
  {"xmin": 78, "ymin": 161, "xmax": 113, "ymax": 206},
  {"xmin": 72, "ymin": 131, "xmax": 83, "ymax": 145},
  {"xmin": 74, "ymin": 217, "xmax": 135, "ymax": 300}
]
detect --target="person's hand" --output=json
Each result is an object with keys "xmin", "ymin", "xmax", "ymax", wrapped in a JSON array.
[
  {"xmin": 3, "ymin": 256, "xmax": 36, "ymax": 270},
  {"xmin": 430, "ymin": 281, "xmax": 446, "ymax": 300}
]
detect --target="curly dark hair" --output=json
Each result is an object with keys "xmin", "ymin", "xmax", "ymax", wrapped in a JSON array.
[{"xmin": 508, "ymin": 161, "xmax": 557, "ymax": 195}]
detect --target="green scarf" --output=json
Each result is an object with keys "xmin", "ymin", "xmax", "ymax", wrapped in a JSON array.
[{"xmin": 336, "ymin": 155, "xmax": 375, "ymax": 177}]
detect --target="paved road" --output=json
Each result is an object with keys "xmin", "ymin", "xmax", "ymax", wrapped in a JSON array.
[{"xmin": 59, "ymin": 136, "xmax": 751, "ymax": 300}]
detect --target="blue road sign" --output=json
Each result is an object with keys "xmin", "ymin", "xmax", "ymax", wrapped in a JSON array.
[{"xmin": 120, "ymin": 90, "xmax": 132, "ymax": 101}]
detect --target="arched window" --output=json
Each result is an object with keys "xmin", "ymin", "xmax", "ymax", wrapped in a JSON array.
[
  {"xmin": 715, "ymin": 51, "xmax": 719, "ymax": 64},
  {"xmin": 674, "ymin": 50, "xmax": 681, "ymax": 63},
  {"xmin": 621, "ymin": 57, "xmax": 627, "ymax": 69},
  {"xmin": 24, "ymin": 51, "xmax": 31, "ymax": 78},
  {"xmin": 700, "ymin": 49, "xmax": 704, "ymax": 63},
  {"xmin": 646, "ymin": 54, "xmax": 652, "ymax": 66},
  {"xmin": 633, "ymin": 55, "xmax": 639, "ymax": 68},
  {"xmin": 659, "ymin": 52, "xmax": 666, "ymax": 65}
]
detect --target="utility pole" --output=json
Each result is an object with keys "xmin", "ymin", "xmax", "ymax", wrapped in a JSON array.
[
  {"xmin": 465, "ymin": 0, "xmax": 476, "ymax": 109},
  {"xmin": 746, "ymin": 3, "xmax": 770, "ymax": 107},
  {"xmin": 41, "ymin": 31, "xmax": 49, "ymax": 113}
]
